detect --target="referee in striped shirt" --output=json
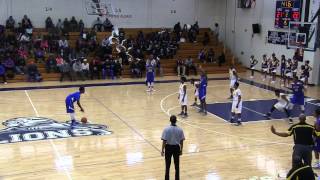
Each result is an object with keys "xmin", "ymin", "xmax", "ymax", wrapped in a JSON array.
[{"xmin": 161, "ymin": 115, "xmax": 185, "ymax": 180}]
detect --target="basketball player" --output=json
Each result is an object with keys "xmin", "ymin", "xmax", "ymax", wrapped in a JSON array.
[
  {"xmin": 178, "ymin": 77, "xmax": 188, "ymax": 118},
  {"xmin": 261, "ymin": 54, "xmax": 268, "ymax": 81},
  {"xmin": 228, "ymin": 65, "xmax": 238, "ymax": 99},
  {"xmin": 230, "ymin": 82, "xmax": 242, "ymax": 126},
  {"xmin": 190, "ymin": 78, "xmax": 199, "ymax": 106},
  {"xmin": 264, "ymin": 89, "xmax": 291, "ymax": 123},
  {"xmin": 292, "ymin": 58, "xmax": 298, "ymax": 78},
  {"xmin": 249, "ymin": 55, "xmax": 258, "ymax": 79},
  {"xmin": 287, "ymin": 76, "xmax": 305, "ymax": 116},
  {"xmin": 65, "ymin": 87, "xmax": 85, "ymax": 126},
  {"xmin": 198, "ymin": 73, "xmax": 207, "ymax": 115},
  {"xmin": 284, "ymin": 58, "xmax": 292, "ymax": 87},
  {"xmin": 146, "ymin": 61, "xmax": 155, "ymax": 92},
  {"xmin": 313, "ymin": 108, "xmax": 320, "ymax": 168}
]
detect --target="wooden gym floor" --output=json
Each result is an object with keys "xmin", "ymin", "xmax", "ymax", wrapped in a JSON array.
[{"xmin": 0, "ymin": 72, "xmax": 319, "ymax": 180}]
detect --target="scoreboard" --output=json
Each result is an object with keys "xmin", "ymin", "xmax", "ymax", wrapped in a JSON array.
[{"xmin": 275, "ymin": 0, "xmax": 302, "ymax": 29}]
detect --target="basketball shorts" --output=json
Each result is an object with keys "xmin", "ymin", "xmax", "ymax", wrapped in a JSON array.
[
  {"xmin": 274, "ymin": 102, "xmax": 288, "ymax": 112},
  {"xmin": 272, "ymin": 69, "xmax": 277, "ymax": 73},
  {"xmin": 194, "ymin": 89, "xmax": 199, "ymax": 97},
  {"xmin": 230, "ymin": 79, "xmax": 237, "ymax": 88},
  {"xmin": 146, "ymin": 73, "xmax": 154, "ymax": 83},
  {"xmin": 262, "ymin": 68, "xmax": 268, "ymax": 72},
  {"xmin": 231, "ymin": 101, "xmax": 242, "ymax": 114},
  {"xmin": 199, "ymin": 91, "xmax": 206, "ymax": 100},
  {"xmin": 66, "ymin": 101, "xmax": 75, "ymax": 113},
  {"xmin": 290, "ymin": 96, "xmax": 305, "ymax": 106},
  {"xmin": 179, "ymin": 95, "xmax": 188, "ymax": 106},
  {"xmin": 250, "ymin": 65, "xmax": 255, "ymax": 70}
]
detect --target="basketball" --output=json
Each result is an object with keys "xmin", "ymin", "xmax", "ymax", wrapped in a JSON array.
[{"xmin": 81, "ymin": 117, "xmax": 88, "ymax": 124}]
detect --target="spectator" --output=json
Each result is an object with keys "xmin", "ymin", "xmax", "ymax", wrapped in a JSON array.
[
  {"xmin": 174, "ymin": 22, "xmax": 182, "ymax": 40},
  {"xmin": 198, "ymin": 49, "xmax": 206, "ymax": 63},
  {"xmin": 59, "ymin": 61, "xmax": 72, "ymax": 82},
  {"xmin": 70, "ymin": 16, "xmax": 78, "ymax": 32},
  {"xmin": 188, "ymin": 27, "xmax": 197, "ymax": 43},
  {"xmin": 46, "ymin": 55, "xmax": 57, "ymax": 73},
  {"xmin": 82, "ymin": 59, "xmax": 90, "ymax": 79},
  {"xmin": 207, "ymin": 48, "xmax": 215, "ymax": 63},
  {"xmin": 103, "ymin": 18, "xmax": 113, "ymax": 32},
  {"xmin": 63, "ymin": 18, "xmax": 70, "ymax": 33},
  {"xmin": 56, "ymin": 54, "xmax": 64, "ymax": 70},
  {"xmin": 15, "ymin": 55, "xmax": 26, "ymax": 75},
  {"xmin": 130, "ymin": 59, "xmax": 141, "ymax": 78},
  {"xmin": 58, "ymin": 37, "xmax": 69, "ymax": 54},
  {"xmin": 21, "ymin": 15, "xmax": 33, "ymax": 30},
  {"xmin": 193, "ymin": 21, "xmax": 199, "ymax": 34},
  {"xmin": 176, "ymin": 57, "xmax": 185, "ymax": 76},
  {"xmin": 45, "ymin": 16, "xmax": 54, "ymax": 30},
  {"xmin": 26, "ymin": 61, "xmax": 42, "ymax": 82},
  {"xmin": 213, "ymin": 23, "xmax": 219, "ymax": 43},
  {"xmin": 185, "ymin": 56, "xmax": 197, "ymax": 76},
  {"xmin": 202, "ymin": 32, "xmax": 210, "ymax": 46},
  {"xmin": 90, "ymin": 57, "xmax": 101, "ymax": 80},
  {"xmin": 34, "ymin": 48, "xmax": 45, "ymax": 63},
  {"xmin": 114, "ymin": 59, "xmax": 122, "ymax": 78},
  {"xmin": 92, "ymin": 17, "xmax": 103, "ymax": 32},
  {"xmin": 78, "ymin": 20, "xmax": 85, "ymax": 32},
  {"xmin": 218, "ymin": 52, "xmax": 225, "ymax": 67},
  {"xmin": 2, "ymin": 55, "xmax": 16, "ymax": 78},
  {"xmin": 0, "ymin": 64, "xmax": 7, "ymax": 84},
  {"xmin": 6, "ymin": 16, "xmax": 15, "ymax": 31},
  {"xmin": 73, "ymin": 60, "xmax": 85, "ymax": 81},
  {"xmin": 56, "ymin": 19, "xmax": 63, "ymax": 31}
]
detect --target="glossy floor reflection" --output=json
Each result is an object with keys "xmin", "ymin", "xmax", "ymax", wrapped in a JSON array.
[{"xmin": 0, "ymin": 73, "xmax": 319, "ymax": 179}]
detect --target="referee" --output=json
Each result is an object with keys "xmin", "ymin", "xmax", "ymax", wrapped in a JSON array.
[
  {"xmin": 161, "ymin": 115, "xmax": 185, "ymax": 180},
  {"xmin": 271, "ymin": 114, "xmax": 317, "ymax": 168}
]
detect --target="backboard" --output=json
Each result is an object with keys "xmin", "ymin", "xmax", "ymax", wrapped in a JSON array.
[
  {"xmin": 287, "ymin": 21, "xmax": 317, "ymax": 51},
  {"xmin": 85, "ymin": 0, "xmax": 114, "ymax": 16}
]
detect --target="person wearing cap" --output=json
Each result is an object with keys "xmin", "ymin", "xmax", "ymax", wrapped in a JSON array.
[
  {"xmin": 271, "ymin": 114, "xmax": 318, "ymax": 168},
  {"xmin": 161, "ymin": 115, "xmax": 185, "ymax": 180},
  {"xmin": 82, "ymin": 59, "xmax": 90, "ymax": 79}
]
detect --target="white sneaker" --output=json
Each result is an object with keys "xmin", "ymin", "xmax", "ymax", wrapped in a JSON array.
[
  {"xmin": 250, "ymin": 76, "xmax": 253, "ymax": 79},
  {"xmin": 262, "ymin": 78, "xmax": 265, "ymax": 81},
  {"xmin": 312, "ymin": 162, "xmax": 320, "ymax": 168},
  {"xmin": 4, "ymin": 82, "xmax": 7, "ymax": 84},
  {"xmin": 146, "ymin": 89, "xmax": 151, "ymax": 92}
]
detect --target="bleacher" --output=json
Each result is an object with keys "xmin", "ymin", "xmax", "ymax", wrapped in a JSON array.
[{"xmin": 8, "ymin": 28, "xmax": 245, "ymax": 82}]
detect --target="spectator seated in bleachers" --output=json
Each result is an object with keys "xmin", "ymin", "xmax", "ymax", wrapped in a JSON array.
[
  {"xmin": 34, "ymin": 48, "xmax": 45, "ymax": 63},
  {"xmin": 59, "ymin": 61, "xmax": 72, "ymax": 82},
  {"xmin": 207, "ymin": 48, "xmax": 215, "ymax": 63},
  {"xmin": 73, "ymin": 60, "xmax": 85, "ymax": 81},
  {"xmin": 90, "ymin": 57, "xmax": 101, "ymax": 80},
  {"xmin": 176, "ymin": 57, "xmax": 185, "ymax": 77},
  {"xmin": 218, "ymin": 52, "xmax": 225, "ymax": 67},
  {"xmin": 103, "ymin": 18, "xmax": 113, "ymax": 32},
  {"xmin": 92, "ymin": 17, "xmax": 103, "ymax": 32},
  {"xmin": 0, "ymin": 63, "xmax": 7, "ymax": 84},
  {"xmin": 26, "ymin": 61, "xmax": 42, "ymax": 82},
  {"xmin": 130, "ymin": 59, "xmax": 142, "ymax": 78},
  {"xmin": 5, "ymin": 16, "xmax": 15, "ymax": 31},
  {"xmin": 185, "ymin": 56, "xmax": 197, "ymax": 76},
  {"xmin": 198, "ymin": 49, "xmax": 206, "ymax": 63},
  {"xmin": 46, "ymin": 55, "xmax": 57, "ymax": 73},
  {"xmin": 114, "ymin": 59, "xmax": 122, "ymax": 78},
  {"xmin": 56, "ymin": 54, "xmax": 64, "ymax": 70},
  {"xmin": 81, "ymin": 59, "xmax": 90, "ymax": 79},
  {"xmin": 2, "ymin": 54, "xmax": 16, "ymax": 78},
  {"xmin": 202, "ymin": 32, "xmax": 210, "ymax": 46}
]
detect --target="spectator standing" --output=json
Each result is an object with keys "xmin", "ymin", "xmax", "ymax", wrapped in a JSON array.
[
  {"xmin": 213, "ymin": 23, "xmax": 219, "ymax": 44},
  {"xmin": 70, "ymin": 16, "xmax": 78, "ymax": 32},
  {"xmin": 6, "ymin": 16, "xmax": 15, "ymax": 31},
  {"xmin": 161, "ymin": 115, "xmax": 185, "ymax": 180},
  {"xmin": 92, "ymin": 17, "xmax": 103, "ymax": 32},
  {"xmin": 176, "ymin": 58, "xmax": 185, "ymax": 77},
  {"xmin": 207, "ymin": 48, "xmax": 215, "ymax": 63},
  {"xmin": 103, "ymin": 18, "xmax": 113, "ymax": 32},
  {"xmin": 202, "ymin": 32, "xmax": 210, "ymax": 46},
  {"xmin": 198, "ymin": 49, "xmax": 206, "ymax": 63},
  {"xmin": 45, "ymin": 17, "xmax": 54, "ymax": 30}
]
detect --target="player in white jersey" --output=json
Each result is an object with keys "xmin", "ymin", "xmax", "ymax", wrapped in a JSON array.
[
  {"xmin": 178, "ymin": 76, "xmax": 188, "ymax": 118},
  {"xmin": 264, "ymin": 89, "xmax": 292, "ymax": 123},
  {"xmin": 230, "ymin": 82, "xmax": 242, "ymax": 126},
  {"xmin": 190, "ymin": 78, "xmax": 199, "ymax": 106},
  {"xmin": 229, "ymin": 65, "xmax": 238, "ymax": 99}
]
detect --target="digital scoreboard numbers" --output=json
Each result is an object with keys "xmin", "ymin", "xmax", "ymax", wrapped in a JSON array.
[{"xmin": 275, "ymin": 0, "xmax": 302, "ymax": 28}]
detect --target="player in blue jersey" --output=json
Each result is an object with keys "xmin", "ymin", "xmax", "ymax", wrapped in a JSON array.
[
  {"xmin": 65, "ymin": 87, "xmax": 85, "ymax": 126},
  {"xmin": 313, "ymin": 108, "xmax": 320, "ymax": 168},
  {"xmin": 146, "ymin": 61, "xmax": 155, "ymax": 92},
  {"xmin": 287, "ymin": 76, "xmax": 305, "ymax": 123},
  {"xmin": 198, "ymin": 73, "xmax": 207, "ymax": 115}
]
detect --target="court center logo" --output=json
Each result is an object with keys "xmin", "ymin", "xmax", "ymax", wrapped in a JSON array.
[{"xmin": 0, "ymin": 117, "xmax": 112, "ymax": 144}]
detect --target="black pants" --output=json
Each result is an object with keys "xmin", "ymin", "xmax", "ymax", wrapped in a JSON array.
[
  {"xmin": 292, "ymin": 144, "xmax": 313, "ymax": 168},
  {"xmin": 165, "ymin": 145, "xmax": 180, "ymax": 180},
  {"xmin": 0, "ymin": 74, "xmax": 6, "ymax": 83}
]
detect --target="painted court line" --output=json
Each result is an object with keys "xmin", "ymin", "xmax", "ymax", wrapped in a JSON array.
[
  {"xmin": 24, "ymin": 90, "xmax": 73, "ymax": 180},
  {"xmin": 160, "ymin": 90, "xmax": 292, "ymax": 146}
]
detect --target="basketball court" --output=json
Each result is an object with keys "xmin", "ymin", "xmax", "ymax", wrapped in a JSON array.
[{"xmin": 0, "ymin": 72, "xmax": 318, "ymax": 179}]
